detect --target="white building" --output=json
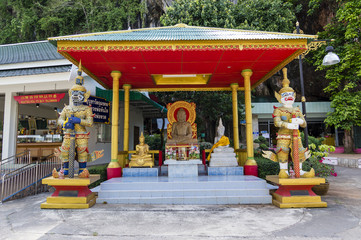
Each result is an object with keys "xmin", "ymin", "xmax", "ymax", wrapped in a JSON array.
[{"xmin": 0, "ymin": 41, "xmax": 164, "ymax": 164}]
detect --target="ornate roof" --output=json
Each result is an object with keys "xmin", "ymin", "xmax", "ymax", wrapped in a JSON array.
[
  {"xmin": 50, "ymin": 24, "xmax": 315, "ymax": 42},
  {"xmin": 49, "ymin": 24, "xmax": 317, "ymax": 90}
]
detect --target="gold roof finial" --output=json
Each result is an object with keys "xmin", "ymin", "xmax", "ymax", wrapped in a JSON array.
[
  {"xmin": 279, "ymin": 68, "xmax": 294, "ymax": 94},
  {"xmin": 75, "ymin": 60, "xmax": 84, "ymax": 86}
]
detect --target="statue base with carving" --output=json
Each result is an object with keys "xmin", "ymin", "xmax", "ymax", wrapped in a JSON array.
[
  {"xmin": 41, "ymin": 174, "xmax": 100, "ymax": 209},
  {"xmin": 266, "ymin": 175, "xmax": 327, "ymax": 208}
]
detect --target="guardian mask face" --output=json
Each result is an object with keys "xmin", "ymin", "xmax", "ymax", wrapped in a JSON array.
[{"xmin": 71, "ymin": 90, "xmax": 85, "ymax": 106}]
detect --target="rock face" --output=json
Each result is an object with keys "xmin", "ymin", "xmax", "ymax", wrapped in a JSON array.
[{"xmin": 209, "ymin": 146, "xmax": 238, "ymax": 167}]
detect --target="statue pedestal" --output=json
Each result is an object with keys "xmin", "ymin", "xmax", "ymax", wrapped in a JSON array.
[
  {"xmin": 209, "ymin": 147, "xmax": 238, "ymax": 167},
  {"xmin": 41, "ymin": 174, "xmax": 100, "ymax": 209},
  {"xmin": 164, "ymin": 159, "xmax": 202, "ymax": 178},
  {"xmin": 123, "ymin": 167, "xmax": 159, "ymax": 177},
  {"xmin": 266, "ymin": 175, "xmax": 327, "ymax": 208}
]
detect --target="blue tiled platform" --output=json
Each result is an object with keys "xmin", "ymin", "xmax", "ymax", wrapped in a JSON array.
[
  {"xmin": 122, "ymin": 167, "xmax": 159, "ymax": 177},
  {"xmin": 96, "ymin": 175, "xmax": 272, "ymax": 205},
  {"xmin": 208, "ymin": 166, "xmax": 244, "ymax": 176}
]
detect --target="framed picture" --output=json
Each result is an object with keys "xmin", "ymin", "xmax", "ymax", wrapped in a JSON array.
[{"xmin": 47, "ymin": 119, "xmax": 57, "ymax": 129}]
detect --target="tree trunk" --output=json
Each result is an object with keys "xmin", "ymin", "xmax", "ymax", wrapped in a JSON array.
[{"xmin": 343, "ymin": 128, "xmax": 354, "ymax": 153}]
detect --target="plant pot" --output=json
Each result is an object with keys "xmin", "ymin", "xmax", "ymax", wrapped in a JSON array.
[
  {"xmin": 354, "ymin": 148, "xmax": 361, "ymax": 154},
  {"xmin": 312, "ymin": 182, "xmax": 330, "ymax": 196},
  {"xmin": 334, "ymin": 147, "xmax": 344, "ymax": 154}
]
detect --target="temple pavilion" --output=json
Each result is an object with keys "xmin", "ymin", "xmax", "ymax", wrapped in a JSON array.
[{"xmin": 49, "ymin": 24, "xmax": 317, "ymax": 179}]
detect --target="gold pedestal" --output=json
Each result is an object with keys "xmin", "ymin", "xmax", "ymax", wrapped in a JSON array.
[
  {"xmin": 266, "ymin": 175, "xmax": 327, "ymax": 208},
  {"xmin": 41, "ymin": 174, "xmax": 100, "ymax": 209}
]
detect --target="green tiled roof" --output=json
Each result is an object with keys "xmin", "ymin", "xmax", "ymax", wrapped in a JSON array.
[
  {"xmin": 0, "ymin": 65, "xmax": 71, "ymax": 77},
  {"xmin": 50, "ymin": 24, "xmax": 316, "ymax": 42},
  {"xmin": 0, "ymin": 41, "xmax": 64, "ymax": 64},
  {"xmin": 96, "ymin": 88, "xmax": 166, "ymax": 118}
]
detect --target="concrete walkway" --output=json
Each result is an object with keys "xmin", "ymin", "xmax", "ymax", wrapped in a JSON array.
[{"xmin": 1, "ymin": 166, "xmax": 361, "ymax": 240}]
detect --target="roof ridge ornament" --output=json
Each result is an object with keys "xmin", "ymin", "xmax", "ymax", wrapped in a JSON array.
[
  {"xmin": 75, "ymin": 60, "xmax": 84, "ymax": 86},
  {"xmin": 174, "ymin": 23, "xmax": 188, "ymax": 28}
]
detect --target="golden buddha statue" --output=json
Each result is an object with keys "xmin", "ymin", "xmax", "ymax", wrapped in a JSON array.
[
  {"xmin": 167, "ymin": 108, "xmax": 198, "ymax": 144},
  {"xmin": 129, "ymin": 132, "xmax": 154, "ymax": 168}
]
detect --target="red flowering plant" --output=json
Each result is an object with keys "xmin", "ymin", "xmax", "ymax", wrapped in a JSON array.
[{"xmin": 303, "ymin": 143, "xmax": 337, "ymax": 181}]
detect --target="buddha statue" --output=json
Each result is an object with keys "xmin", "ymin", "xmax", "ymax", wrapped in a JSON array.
[
  {"xmin": 214, "ymin": 118, "xmax": 226, "ymax": 144},
  {"xmin": 129, "ymin": 132, "xmax": 154, "ymax": 168},
  {"xmin": 167, "ymin": 108, "xmax": 197, "ymax": 144}
]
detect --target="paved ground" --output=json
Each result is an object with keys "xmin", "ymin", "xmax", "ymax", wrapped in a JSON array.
[{"xmin": 1, "ymin": 166, "xmax": 361, "ymax": 240}]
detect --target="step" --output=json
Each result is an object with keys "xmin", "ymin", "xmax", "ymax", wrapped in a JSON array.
[
  {"xmin": 97, "ymin": 195, "xmax": 272, "ymax": 205},
  {"xmin": 98, "ymin": 188, "xmax": 270, "ymax": 198},
  {"xmin": 99, "ymin": 176, "xmax": 267, "ymax": 191},
  {"xmin": 96, "ymin": 175, "xmax": 272, "ymax": 205}
]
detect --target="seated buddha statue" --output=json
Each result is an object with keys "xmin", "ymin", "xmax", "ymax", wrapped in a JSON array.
[
  {"xmin": 129, "ymin": 132, "xmax": 153, "ymax": 167},
  {"xmin": 167, "ymin": 108, "xmax": 198, "ymax": 144}
]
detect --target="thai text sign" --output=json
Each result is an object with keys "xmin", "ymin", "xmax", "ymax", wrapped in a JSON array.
[
  {"xmin": 14, "ymin": 93, "xmax": 66, "ymax": 104},
  {"xmin": 85, "ymin": 96, "xmax": 110, "ymax": 124}
]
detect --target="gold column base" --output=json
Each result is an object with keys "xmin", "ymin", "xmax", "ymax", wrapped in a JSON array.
[{"xmin": 244, "ymin": 157, "xmax": 257, "ymax": 166}]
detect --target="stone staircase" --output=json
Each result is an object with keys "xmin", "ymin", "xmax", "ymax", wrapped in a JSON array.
[{"xmin": 96, "ymin": 175, "xmax": 272, "ymax": 205}]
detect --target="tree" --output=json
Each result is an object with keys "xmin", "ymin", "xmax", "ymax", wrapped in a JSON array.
[
  {"xmin": 234, "ymin": 0, "xmax": 297, "ymax": 33},
  {"xmin": 0, "ymin": 0, "xmax": 146, "ymax": 44},
  {"xmin": 312, "ymin": 0, "xmax": 361, "ymax": 153},
  {"xmin": 160, "ymin": 0, "xmax": 236, "ymax": 28}
]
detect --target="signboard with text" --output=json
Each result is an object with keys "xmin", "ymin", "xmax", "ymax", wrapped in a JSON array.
[
  {"xmin": 85, "ymin": 96, "xmax": 110, "ymax": 124},
  {"xmin": 14, "ymin": 93, "xmax": 66, "ymax": 104}
]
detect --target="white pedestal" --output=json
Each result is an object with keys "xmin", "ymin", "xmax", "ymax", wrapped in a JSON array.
[
  {"xmin": 209, "ymin": 147, "xmax": 238, "ymax": 167},
  {"xmin": 164, "ymin": 160, "xmax": 202, "ymax": 178}
]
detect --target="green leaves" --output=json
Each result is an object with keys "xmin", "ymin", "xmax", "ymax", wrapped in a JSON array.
[
  {"xmin": 234, "ymin": 0, "xmax": 296, "ymax": 33},
  {"xmin": 0, "ymin": 0, "xmax": 145, "ymax": 44},
  {"xmin": 311, "ymin": 0, "xmax": 361, "ymax": 148},
  {"xmin": 161, "ymin": 0, "xmax": 236, "ymax": 28},
  {"xmin": 324, "ymin": 91, "xmax": 361, "ymax": 131}
]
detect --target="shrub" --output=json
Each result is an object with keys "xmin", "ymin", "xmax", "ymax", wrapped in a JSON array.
[
  {"xmin": 254, "ymin": 136, "xmax": 270, "ymax": 157},
  {"xmin": 88, "ymin": 164, "xmax": 108, "ymax": 188},
  {"xmin": 255, "ymin": 156, "xmax": 279, "ymax": 179}
]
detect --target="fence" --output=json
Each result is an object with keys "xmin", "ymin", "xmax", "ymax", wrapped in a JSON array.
[
  {"xmin": 0, "ymin": 151, "xmax": 31, "ymax": 176},
  {"xmin": 1, "ymin": 155, "xmax": 61, "ymax": 203}
]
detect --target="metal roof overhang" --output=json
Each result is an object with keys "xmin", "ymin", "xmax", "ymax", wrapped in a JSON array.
[
  {"xmin": 96, "ymin": 88, "xmax": 166, "ymax": 118},
  {"xmin": 49, "ymin": 24, "xmax": 317, "ymax": 91}
]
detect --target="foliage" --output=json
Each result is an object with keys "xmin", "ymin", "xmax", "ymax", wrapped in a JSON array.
[
  {"xmin": 234, "ymin": 0, "xmax": 297, "ymax": 33},
  {"xmin": 88, "ymin": 164, "xmax": 108, "ymax": 188},
  {"xmin": 199, "ymin": 141, "xmax": 213, "ymax": 152},
  {"xmin": 254, "ymin": 136, "xmax": 269, "ymax": 157},
  {"xmin": 312, "ymin": 0, "xmax": 361, "ymax": 152},
  {"xmin": 303, "ymin": 156, "xmax": 337, "ymax": 180},
  {"xmin": 160, "ymin": 0, "xmax": 236, "ymax": 28},
  {"xmin": 302, "ymin": 138, "xmax": 336, "ymax": 180},
  {"xmin": 324, "ymin": 91, "xmax": 361, "ymax": 131},
  {"xmin": 144, "ymin": 134, "xmax": 163, "ymax": 150},
  {"xmin": 0, "ymin": 0, "xmax": 146, "ymax": 44},
  {"xmin": 255, "ymin": 156, "xmax": 279, "ymax": 180}
]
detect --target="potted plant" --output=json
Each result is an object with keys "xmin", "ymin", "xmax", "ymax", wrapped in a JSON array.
[{"xmin": 303, "ymin": 143, "xmax": 337, "ymax": 195}]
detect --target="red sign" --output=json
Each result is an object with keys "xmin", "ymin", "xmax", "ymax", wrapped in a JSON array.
[{"xmin": 14, "ymin": 93, "xmax": 66, "ymax": 104}]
